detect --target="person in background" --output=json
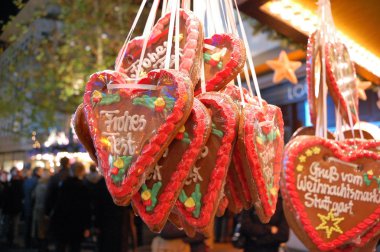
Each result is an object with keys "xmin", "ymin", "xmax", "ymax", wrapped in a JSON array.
[
  {"xmin": 23, "ymin": 166, "xmax": 42, "ymax": 248},
  {"xmin": 153, "ymin": 222, "xmax": 208, "ymax": 252},
  {"xmin": 0, "ymin": 171, "xmax": 9, "ymax": 241},
  {"xmin": 238, "ymin": 194, "xmax": 289, "ymax": 252},
  {"xmin": 44, "ymin": 157, "xmax": 70, "ymax": 218},
  {"xmin": 3, "ymin": 167, "xmax": 24, "ymax": 247},
  {"xmin": 94, "ymin": 177, "xmax": 137, "ymax": 252},
  {"xmin": 85, "ymin": 164, "xmax": 101, "ymax": 185},
  {"xmin": 50, "ymin": 162, "xmax": 91, "ymax": 252},
  {"xmin": 32, "ymin": 168, "xmax": 51, "ymax": 252}
]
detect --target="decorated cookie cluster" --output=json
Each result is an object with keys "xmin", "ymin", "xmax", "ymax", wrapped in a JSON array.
[{"xmin": 72, "ymin": 4, "xmax": 287, "ymax": 236}]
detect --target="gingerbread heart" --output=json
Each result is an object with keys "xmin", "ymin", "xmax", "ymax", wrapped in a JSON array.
[
  {"xmin": 306, "ymin": 31, "xmax": 322, "ymax": 125},
  {"xmin": 117, "ymin": 8, "xmax": 203, "ymax": 86},
  {"xmin": 83, "ymin": 69, "xmax": 193, "ymax": 205},
  {"xmin": 282, "ymin": 135, "xmax": 380, "ymax": 251},
  {"xmin": 73, "ymin": 103, "xmax": 97, "ymax": 164},
  {"xmin": 131, "ymin": 98, "xmax": 211, "ymax": 232},
  {"xmin": 173, "ymin": 92, "xmax": 238, "ymax": 232},
  {"xmin": 194, "ymin": 33, "xmax": 246, "ymax": 95},
  {"xmin": 238, "ymin": 103, "xmax": 284, "ymax": 223},
  {"xmin": 326, "ymin": 42, "xmax": 358, "ymax": 124}
]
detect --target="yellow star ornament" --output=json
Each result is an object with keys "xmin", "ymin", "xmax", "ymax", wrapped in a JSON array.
[
  {"xmin": 266, "ymin": 50, "xmax": 302, "ymax": 85},
  {"xmin": 356, "ymin": 78, "xmax": 371, "ymax": 101},
  {"xmin": 316, "ymin": 211, "xmax": 344, "ymax": 239}
]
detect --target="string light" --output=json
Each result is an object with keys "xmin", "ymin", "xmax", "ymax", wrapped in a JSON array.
[{"xmin": 260, "ymin": 0, "xmax": 380, "ymax": 77}]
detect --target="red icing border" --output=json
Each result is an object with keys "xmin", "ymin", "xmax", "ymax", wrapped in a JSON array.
[
  {"xmin": 175, "ymin": 92, "xmax": 238, "ymax": 228},
  {"xmin": 283, "ymin": 136, "xmax": 380, "ymax": 251},
  {"xmin": 83, "ymin": 69, "xmax": 192, "ymax": 204},
  {"xmin": 325, "ymin": 42, "xmax": 358, "ymax": 125},
  {"xmin": 243, "ymin": 104, "xmax": 284, "ymax": 219},
  {"xmin": 194, "ymin": 33, "xmax": 245, "ymax": 95},
  {"xmin": 131, "ymin": 98, "xmax": 210, "ymax": 230}
]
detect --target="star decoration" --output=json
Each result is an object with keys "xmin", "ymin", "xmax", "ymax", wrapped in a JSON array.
[
  {"xmin": 356, "ymin": 78, "xmax": 372, "ymax": 100},
  {"xmin": 316, "ymin": 211, "xmax": 344, "ymax": 238},
  {"xmin": 298, "ymin": 155, "xmax": 306, "ymax": 163},
  {"xmin": 296, "ymin": 165, "xmax": 304, "ymax": 172},
  {"xmin": 312, "ymin": 147, "xmax": 321, "ymax": 155},
  {"xmin": 266, "ymin": 50, "xmax": 302, "ymax": 84},
  {"xmin": 305, "ymin": 149, "xmax": 313, "ymax": 157}
]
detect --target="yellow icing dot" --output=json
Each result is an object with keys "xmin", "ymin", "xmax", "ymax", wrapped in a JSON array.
[
  {"xmin": 92, "ymin": 90, "xmax": 102, "ymax": 99},
  {"xmin": 154, "ymin": 97, "xmax": 166, "ymax": 107},
  {"xmin": 305, "ymin": 149, "xmax": 313, "ymax": 157},
  {"xmin": 270, "ymin": 188, "xmax": 277, "ymax": 196},
  {"xmin": 139, "ymin": 71, "xmax": 147, "ymax": 77},
  {"xmin": 312, "ymin": 147, "xmax": 321, "ymax": 154},
  {"xmin": 256, "ymin": 136, "xmax": 263, "ymax": 145},
  {"xmin": 299, "ymin": 155, "xmax": 306, "ymax": 163},
  {"xmin": 296, "ymin": 165, "xmax": 304, "ymax": 172},
  {"xmin": 368, "ymin": 170, "xmax": 374, "ymax": 176},
  {"xmin": 173, "ymin": 33, "xmax": 184, "ymax": 42},
  {"xmin": 276, "ymin": 128, "xmax": 281, "ymax": 137},
  {"xmin": 100, "ymin": 137, "xmax": 111, "ymax": 148},
  {"xmin": 113, "ymin": 157, "xmax": 124, "ymax": 169},
  {"xmin": 141, "ymin": 190, "xmax": 151, "ymax": 201},
  {"xmin": 98, "ymin": 74, "xmax": 105, "ymax": 82},
  {"xmin": 211, "ymin": 51, "xmax": 222, "ymax": 61},
  {"xmin": 184, "ymin": 197, "xmax": 195, "ymax": 208},
  {"xmin": 178, "ymin": 125, "xmax": 186, "ymax": 133}
]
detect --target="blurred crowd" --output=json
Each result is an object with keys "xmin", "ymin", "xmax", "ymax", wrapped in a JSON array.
[{"xmin": 0, "ymin": 157, "xmax": 290, "ymax": 252}]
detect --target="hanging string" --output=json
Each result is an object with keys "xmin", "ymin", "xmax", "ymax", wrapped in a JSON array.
[
  {"xmin": 174, "ymin": 0, "xmax": 180, "ymax": 70},
  {"xmin": 164, "ymin": 2, "xmax": 178, "ymax": 69},
  {"xmin": 115, "ymin": 0, "xmax": 148, "ymax": 72},
  {"xmin": 182, "ymin": 0, "xmax": 190, "ymax": 10},
  {"xmin": 135, "ymin": 0, "xmax": 161, "ymax": 80},
  {"xmin": 162, "ymin": 0, "xmax": 168, "ymax": 17},
  {"xmin": 232, "ymin": 0, "xmax": 263, "ymax": 108}
]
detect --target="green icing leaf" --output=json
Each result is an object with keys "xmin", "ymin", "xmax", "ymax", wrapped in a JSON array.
[
  {"xmin": 217, "ymin": 61, "xmax": 223, "ymax": 70},
  {"xmin": 121, "ymin": 156, "xmax": 132, "ymax": 169},
  {"xmin": 99, "ymin": 93, "xmax": 120, "ymax": 105},
  {"xmin": 146, "ymin": 182, "xmax": 162, "ymax": 212},
  {"xmin": 179, "ymin": 190, "xmax": 187, "ymax": 203},
  {"xmin": 163, "ymin": 96, "xmax": 175, "ymax": 110},
  {"xmin": 133, "ymin": 95, "xmax": 155, "ymax": 109},
  {"xmin": 211, "ymin": 123, "xmax": 224, "ymax": 137},
  {"xmin": 192, "ymin": 183, "xmax": 202, "ymax": 218},
  {"xmin": 203, "ymin": 53, "xmax": 211, "ymax": 61},
  {"xmin": 363, "ymin": 174, "xmax": 372, "ymax": 186},
  {"xmin": 212, "ymin": 128, "xmax": 224, "ymax": 138}
]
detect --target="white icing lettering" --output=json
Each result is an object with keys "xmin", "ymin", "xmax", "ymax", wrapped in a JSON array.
[{"xmin": 125, "ymin": 41, "xmax": 184, "ymax": 78}]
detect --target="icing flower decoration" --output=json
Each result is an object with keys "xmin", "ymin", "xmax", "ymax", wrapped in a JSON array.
[
  {"xmin": 154, "ymin": 97, "xmax": 166, "ymax": 112},
  {"xmin": 367, "ymin": 170, "xmax": 374, "ymax": 179},
  {"xmin": 184, "ymin": 197, "xmax": 196, "ymax": 212},
  {"xmin": 92, "ymin": 90, "xmax": 103, "ymax": 103},
  {"xmin": 111, "ymin": 167, "xmax": 119, "ymax": 175},
  {"xmin": 176, "ymin": 125, "xmax": 186, "ymax": 140},
  {"xmin": 141, "ymin": 190, "xmax": 152, "ymax": 206},
  {"xmin": 173, "ymin": 33, "xmax": 184, "ymax": 42},
  {"xmin": 113, "ymin": 157, "xmax": 124, "ymax": 169}
]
